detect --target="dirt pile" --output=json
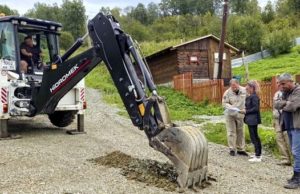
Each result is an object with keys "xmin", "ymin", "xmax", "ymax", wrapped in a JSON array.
[{"xmin": 89, "ymin": 151, "xmax": 178, "ymax": 192}]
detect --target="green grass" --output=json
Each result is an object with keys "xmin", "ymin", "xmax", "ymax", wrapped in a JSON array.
[
  {"xmin": 139, "ymin": 39, "xmax": 182, "ymax": 56},
  {"xmin": 203, "ymin": 122, "xmax": 279, "ymax": 156},
  {"xmin": 203, "ymin": 123, "xmax": 228, "ymax": 145},
  {"xmin": 158, "ymin": 86, "xmax": 223, "ymax": 120},
  {"xmin": 85, "ymin": 65, "xmax": 121, "ymax": 106},
  {"xmin": 233, "ymin": 47, "xmax": 300, "ymax": 83},
  {"xmin": 86, "ymin": 65, "xmax": 223, "ymax": 120},
  {"xmin": 261, "ymin": 111, "xmax": 273, "ymax": 127}
]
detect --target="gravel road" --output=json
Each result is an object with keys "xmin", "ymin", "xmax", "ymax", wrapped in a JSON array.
[{"xmin": 0, "ymin": 88, "xmax": 299, "ymax": 194}]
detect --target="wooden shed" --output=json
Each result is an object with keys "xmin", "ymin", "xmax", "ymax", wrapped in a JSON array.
[{"xmin": 145, "ymin": 34, "xmax": 239, "ymax": 84}]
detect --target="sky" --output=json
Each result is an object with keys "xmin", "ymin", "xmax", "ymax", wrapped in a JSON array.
[{"xmin": 1, "ymin": 0, "xmax": 277, "ymax": 19}]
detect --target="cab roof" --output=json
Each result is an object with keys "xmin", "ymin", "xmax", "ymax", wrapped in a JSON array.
[{"xmin": 0, "ymin": 16, "xmax": 62, "ymax": 31}]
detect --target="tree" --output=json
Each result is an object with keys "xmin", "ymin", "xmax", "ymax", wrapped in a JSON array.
[
  {"xmin": 150, "ymin": 16, "xmax": 181, "ymax": 41},
  {"xmin": 276, "ymin": 0, "xmax": 290, "ymax": 16},
  {"xmin": 110, "ymin": 7, "xmax": 122, "ymax": 21},
  {"xmin": 61, "ymin": 0, "xmax": 86, "ymax": 39},
  {"xmin": 120, "ymin": 18, "xmax": 151, "ymax": 41},
  {"xmin": 25, "ymin": 3, "xmax": 61, "ymax": 22},
  {"xmin": 130, "ymin": 3, "xmax": 148, "ymax": 25},
  {"xmin": 147, "ymin": 3, "xmax": 160, "ymax": 24},
  {"xmin": 267, "ymin": 17, "xmax": 292, "ymax": 32},
  {"xmin": 230, "ymin": 0, "xmax": 260, "ymax": 16},
  {"xmin": 245, "ymin": 0, "xmax": 261, "ymax": 16},
  {"xmin": 199, "ymin": 12, "xmax": 221, "ymax": 37},
  {"xmin": 287, "ymin": 0, "xmax": 300, "ymax": 14},
  {"xmin": 264, "ymin": 29, "xmax": 293, "ymax": 56},
  {"xmin": 227, "ymin": 15, "xmax": 265, "ymax": 53},
  {"xmin": 0, "ymin": 5, "xmax": 19, "ymax": 16},
  {"xmin": 158, "ymin": 0, "xmax": 218, "ymax": 16},
  {"xmin": 230, "ymin": 0, "xmax": 249, "ymax": 15},
  {"xmin": 261, "ymin": 1, "xmax": 275, "ymax": 23},
  {"xmin": 59, "ymin": 31, "xmax": 74, "ymax": 50}
]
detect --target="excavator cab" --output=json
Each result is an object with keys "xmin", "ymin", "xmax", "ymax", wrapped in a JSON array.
[
  {"xmin": 0, "ymin": 16, "xmax": 61, "ymax": 79},
  {"xmin": 0, "ymin": 16, "xmax": 85, "ymax": 132}
]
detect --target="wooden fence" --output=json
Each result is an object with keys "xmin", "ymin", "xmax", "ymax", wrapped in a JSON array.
[
  {"xmin": 173, "ymin": 72, "xmax": 279, "ymax": 111},
  {"xmin": 173, "ymin": 72, "xmax": 193, "ymax": 98}
]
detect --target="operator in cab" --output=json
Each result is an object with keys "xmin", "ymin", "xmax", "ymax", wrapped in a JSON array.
[{"xmin": 20, "ymin": 36, "xmax": 42, "ymax": 74}]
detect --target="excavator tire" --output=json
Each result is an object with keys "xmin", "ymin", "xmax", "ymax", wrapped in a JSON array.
[{"xmin": 48, "ymin": 111, "xmax": 77, "ymax": 127}]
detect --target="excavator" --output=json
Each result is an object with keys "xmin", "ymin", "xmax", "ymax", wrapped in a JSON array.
[{"xmin": 0, "ymin": 12, "xmax": 208, "ymax": 189}]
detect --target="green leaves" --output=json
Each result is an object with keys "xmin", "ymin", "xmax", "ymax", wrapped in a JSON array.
[
  {"xmin": 0, "ymin": 5, "xmax": 19, "ymax": 16},
  {"xmin": 25, "ymin": 1, "xmax": 86, "ymax": 39},
  {"xmin": 59, "ymin": 31, "xmax": 74, "ymax": 50},
  {"xmin": 227, "ymin": 15, "xmax": 265, "ymax": 53},
  {"xmin": 264, "ymin": 30, "xmax": 294, "ymax": 57}
]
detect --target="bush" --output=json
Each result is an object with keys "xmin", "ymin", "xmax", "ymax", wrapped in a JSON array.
[
  {"xmin": 264, "ymin": 29, "xmax": 293, "ymax": 57},
  {"xmin": 293, "ymin": 45, "xmax": 300, "ymax": 54},
  {"xmin": 59, "ymin": 31, "xmax": 74, "ymax": 50},
  {"xmin": 227, "ymin": 15, "xmax": 266, "ymax": 53}
]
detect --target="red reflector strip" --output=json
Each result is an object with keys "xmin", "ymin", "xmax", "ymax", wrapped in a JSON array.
[
  {"xmin": 80, "ymin": 88, "xmax": 85, "ymax": 101},
  {"xmin": 1, "ymin": 88, "xmax": 8, "ymax": 104}
]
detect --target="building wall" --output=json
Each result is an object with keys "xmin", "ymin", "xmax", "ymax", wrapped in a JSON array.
[
  {"xmin": 146, "ymin": 37, "xmax": 234, "ymax": 84},
  {"xmin": 147, "ymin": 51, "xmax": 178, "ymax": 84},
  {"xmin": 176, "ymin": 39, "xmax": 210, "ymax": 79},
  {"xmin": 208, "ymin": 38, "xmax": 232, "ymax": 80}
]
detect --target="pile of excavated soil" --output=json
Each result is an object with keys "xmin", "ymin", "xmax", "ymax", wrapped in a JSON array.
[{"xmin": 89, "ymin": 151, "xmax": 178, "ymax": 192}]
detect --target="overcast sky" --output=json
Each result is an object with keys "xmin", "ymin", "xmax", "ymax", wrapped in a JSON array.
[{"xmin": 1, "ymin": 0, "xmax": 276, "ymax": 18}]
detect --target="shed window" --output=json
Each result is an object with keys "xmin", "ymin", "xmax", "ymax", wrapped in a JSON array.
[{"xmin": 214, "ymin": 52, "xmax": 226, "ymax": 61}]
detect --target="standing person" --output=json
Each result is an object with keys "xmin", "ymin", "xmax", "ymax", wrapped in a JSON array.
[
  {"xmin": 273, "ymin": 80, "xmax": 291, "ymax": 166},
  {"xmin": 222, "ymin": 79, "xmax": 247, "ymax": 156},
  {"xmin": 241, "ymin": 80, "xmax": 262, "ymax": 162},
  {"xmin": 275, "ymin": 73, "xmax": 300, "ymax": 189}
]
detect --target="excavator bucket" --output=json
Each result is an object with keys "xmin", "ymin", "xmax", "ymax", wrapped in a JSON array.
[
  {"xmin": 150, "ymin": 126, "xmax": 208, "ymax": 189},
  {"xmin": 149, "ymin": 99, "xmax": 208, "ymax": 190}
]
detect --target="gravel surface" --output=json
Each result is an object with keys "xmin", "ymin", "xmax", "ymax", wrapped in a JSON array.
[{"xmin": 0, "ymin": 88, "xmax": 299, "ymax": 194}]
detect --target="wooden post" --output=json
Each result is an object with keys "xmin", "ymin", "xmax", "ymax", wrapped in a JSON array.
[
  {"xmin": 219, "ymin": 79, "xmax": 224, "ymax": 104},
  {"xmin": 189, "ymin": 72, "xmax": 193, "ymax": 98},
  {"xmin": 243, "ymin": 51, "xmax": 249, "ymax": 81},
  {"xmin": 217, "ymin": 0, "xmax": 229, "ymax": 79},
  {"xmin": 271, "ymin": 76, "xmax": 277, "ymax": 99},
  {"xmin": 295, "ymin": 74, "xmax": 300, "ymax": 84}
]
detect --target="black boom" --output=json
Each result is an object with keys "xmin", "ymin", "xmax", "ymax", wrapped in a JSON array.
[{"xmin": 30, "ymin": 13, "xmax": 164, "ymax": 137}]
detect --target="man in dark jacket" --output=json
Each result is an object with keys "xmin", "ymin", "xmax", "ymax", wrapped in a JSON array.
[{"xmin": 275, "ymin": 73, "xmax": 300, "ymax": 189}]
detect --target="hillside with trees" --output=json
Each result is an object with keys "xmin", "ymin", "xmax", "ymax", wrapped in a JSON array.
[{"xmin": 1, "ymin": 0, "xmax": 300, "ymax": 55}]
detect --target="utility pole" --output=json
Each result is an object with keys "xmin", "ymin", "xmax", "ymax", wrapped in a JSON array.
[{"xmin": 217, "ymin": 0, "xmax": 229, "ymax": 79}]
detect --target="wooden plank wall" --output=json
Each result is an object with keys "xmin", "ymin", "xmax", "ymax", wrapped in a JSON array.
[
  {"xmin": 147, "ymin": 51, "xmax": 178, "ymax": 84},
  {"xmin": 177, "ymin": 39, "xmax": 210, "ymax": 79}
]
